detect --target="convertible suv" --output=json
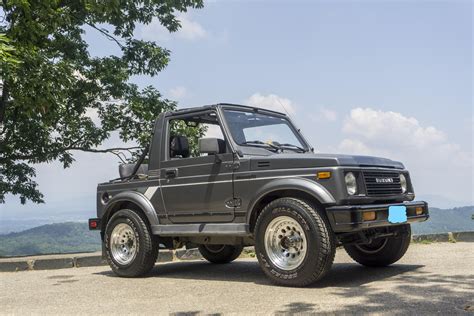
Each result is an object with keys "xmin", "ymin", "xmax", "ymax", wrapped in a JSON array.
[{"xmin": 89, "ymin": 103, "xmax": 429, "ymax": 287}]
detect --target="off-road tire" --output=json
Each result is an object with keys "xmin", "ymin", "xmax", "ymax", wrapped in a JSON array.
[
  {"xmin": 255, "ymin": 197, "xmax": 336, "ymax": 287},
  {"xmin": 198, "ymin": 244, "xmax": 243, "ymax": 264},
  {"xmin": 344, "ymin": 225, "xmax": 411, "ymax": 267},
  {"xmin": 105, "ymin": 209, "xmax": 159, "ymax": 277}
]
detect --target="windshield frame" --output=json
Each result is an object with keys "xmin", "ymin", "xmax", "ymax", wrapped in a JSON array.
[{"xmin": 219, "ymin": 105, "xmax": 311, "ymax": 154}]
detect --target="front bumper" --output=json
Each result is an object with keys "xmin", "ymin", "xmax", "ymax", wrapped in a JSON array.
[{"xmin": 326, "ymin": 200, "xmax": 429, "ymax": 233}]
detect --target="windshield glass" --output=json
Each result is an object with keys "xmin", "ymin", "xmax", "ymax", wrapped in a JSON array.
[{"xmin": 223, "ymin": 109, "xmax": 307, "ymax": 152}]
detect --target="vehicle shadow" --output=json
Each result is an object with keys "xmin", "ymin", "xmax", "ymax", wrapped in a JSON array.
[
  {"xmin": 96, "ymin": 260, "xmax": 474, "ymax": 313},
  {"xmin": 96, "ymin": 259, "xmax": 424, "ymax": 288}
]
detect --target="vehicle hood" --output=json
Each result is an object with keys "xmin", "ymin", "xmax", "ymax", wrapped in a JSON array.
[{"xmin": 248, "ymin": 152, "xmax": 405, "ymax": 170}]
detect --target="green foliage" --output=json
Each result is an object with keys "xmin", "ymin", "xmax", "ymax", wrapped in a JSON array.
[
  {"xmin": 0, "ymin": 222, "xmax": 101, "ymax": 257},
  {"xmin": 0, "ymin": 0, "xmax": 204, "ymax": 204},
  {"xmin": 0, "ymin": 33, "xmax": 20, "ymax": 65},
  {"xmin": 169, "ymin": 119, "xmax": 207, "ymax": 157}
]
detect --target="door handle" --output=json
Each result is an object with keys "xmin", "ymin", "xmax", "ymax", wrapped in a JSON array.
[{"xmin": 165, "ymin": 168, "xmax": 178, "ymax": 179}]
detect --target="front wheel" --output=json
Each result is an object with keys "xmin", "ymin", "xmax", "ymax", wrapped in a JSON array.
[
  {"xmin": 255, "ymin": 198, "xmax": 336, "ymax": 287},
  {"xmin": 344, "ymin": 225, "xmax": 411, "ymax": 267},
  {"xmin": 105, "ymin": 209, "xmax": 159, "ymax": 277},
  {"xmin": 198, "ymin": 244, "xmax": 243, "ymax": 263}
]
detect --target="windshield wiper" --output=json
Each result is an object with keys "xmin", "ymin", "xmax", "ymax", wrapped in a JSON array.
[
  {"xmin": 274, "ymin": 143, "xmax": 307, "ymax": 153},
  {"xmin": 240, "ymin": 140, "xmax": 280, "ymax": 152}
]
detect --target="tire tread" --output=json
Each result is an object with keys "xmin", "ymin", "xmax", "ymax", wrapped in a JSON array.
[
  {"xmin": 255, "ymin": 197, "xmax": 336, "ymax": 286},
  {"xmin": 198, "ymin": 245, "xmax": 243, "ymax": 264},
  {"xmin": 105, "ymin": 209, "xmax": 159, "ymax": 277}
]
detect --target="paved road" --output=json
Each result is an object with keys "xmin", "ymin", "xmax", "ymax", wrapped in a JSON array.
[{"xmin": 1, "ymin": 242, "xmax": 473, "ymax": 315}]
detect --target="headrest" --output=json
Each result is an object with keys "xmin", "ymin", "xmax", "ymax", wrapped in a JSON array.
[{"xmin": 170, "ymin": 135, "xmax": 190, "ymax": 158}]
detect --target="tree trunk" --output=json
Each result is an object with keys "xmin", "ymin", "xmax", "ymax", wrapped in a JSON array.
[{"xmin": 0, "ymin": 81, "xmax": 8, "ymax": 125}]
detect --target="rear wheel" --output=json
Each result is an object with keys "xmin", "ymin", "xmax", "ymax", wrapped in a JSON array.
[
  {"xmin": 105, "ymin": 209, "xmax": 159, "ymax": 277},
  {"xmin": 255, "ymin": 197, "xmax": 336, "ymax": 287},
  {"xmin": 344, "ymin": 225, "xmax": 411, "ymax": 267},
  {"xmin": 198, "ymin": 244, "xmax": 243, "ymax": 263}
]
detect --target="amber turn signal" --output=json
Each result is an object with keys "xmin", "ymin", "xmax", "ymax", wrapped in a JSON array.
[
  {"xmin": 317, "ymin": 171, "xmax": 331, "ymax": 179},
  {"xmin": 362, "ymin": 211, "xmax": 376, "ymax": 221},
  {"xmin": 415, "ymin": 207, "xmax": 424, "ymax": 215}
]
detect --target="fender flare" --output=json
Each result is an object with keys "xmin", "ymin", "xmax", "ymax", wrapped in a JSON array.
[
  {"xmin": 246, "ymin": 177, "xmax": 336, "ymax": 225},
  {"xmin": 102, "ymin": 191, "xmax": 160, "ymax": 228}
]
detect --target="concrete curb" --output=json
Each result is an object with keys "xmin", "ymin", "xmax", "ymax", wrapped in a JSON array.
[
  {"xmin": 34, "ymin": 258, "xmax": 74, "ymax": 270},
  {"xmin": 412, "ymin": 231, "xmax": 474, "ymax": 243},
  {"xmin": 1, "ymin": 232, "xmax": 473, "ymax": 272},
  {"xmin": 0, "ymin": 249, "xmax": 199, "ymax": 272}
]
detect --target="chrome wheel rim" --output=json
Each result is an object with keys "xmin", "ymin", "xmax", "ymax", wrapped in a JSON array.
[
  {"xmin": 264, "ymin": 216, "xmax": 307, "ymax": 271},
  {"xmin": 110, "ymin": 223, "xmax": 138, "ymax": 265},
  {"xmin": 355, "ymin": 238, "xmax": 388, "ymax": 254}
]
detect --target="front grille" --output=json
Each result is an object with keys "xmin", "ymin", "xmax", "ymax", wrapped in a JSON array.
[{"xmin": 363, "ymin": 171, "xmax": 402, "ymax": 196}]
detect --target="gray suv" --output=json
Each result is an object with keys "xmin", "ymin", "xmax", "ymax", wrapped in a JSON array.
[{"xmin": 89, "ymin": 103, "xmax": 429, "ymax": 287}]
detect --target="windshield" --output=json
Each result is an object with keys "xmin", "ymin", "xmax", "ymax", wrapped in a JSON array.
[{"xmin": 222, "ymin": 109, "xmax": 307, "ymax": 152}]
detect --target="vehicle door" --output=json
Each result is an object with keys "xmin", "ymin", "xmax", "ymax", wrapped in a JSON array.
[{"xmin": 159, "ymin": 110, "xmax": 235, "ymax": 223}]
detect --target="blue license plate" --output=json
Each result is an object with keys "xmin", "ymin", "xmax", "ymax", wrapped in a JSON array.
[{"xmin": 388, "ymin": 205, "xmax": 407, "ymax": 223}]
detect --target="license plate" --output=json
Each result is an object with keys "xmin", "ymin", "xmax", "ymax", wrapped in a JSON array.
[{"xmin": 388, "ymin": 205, "xmax": 407, "ymax": 223}]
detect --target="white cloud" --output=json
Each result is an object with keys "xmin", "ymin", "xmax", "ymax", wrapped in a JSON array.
[
  {"xmin": 169, "ymin": 86, "xmax": 187, "ymax": 100},
  {"xmin": 177, "ymin": 14, "xmax": 208, "ymax": 41},
  {"xmin": 140, "ymin": 13, "xmax": 207, "ymax": 42},
  {"xmin": 338, "ymin": 107, "xmax": 473, "ymax": 203},
  {"xmin": 244, "ymin": 93, "xmax": 296, "ymax": 115},
  {"xmin": 339, "ymin": 139, "xmax": 374, "ymax": 155},
  {"xmin": 320, "ymin": 108, "xmax": 338, "ymax": 122},
  {"xmin": 311, "ymin": 107, "xmax": 338, "ymax": 122},
  {"xmin": 342, "ymin": 108, "xmax": 447, "ymax": 148}
]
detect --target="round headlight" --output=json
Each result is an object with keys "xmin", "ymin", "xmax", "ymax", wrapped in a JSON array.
[
  {"xmin": 400, "ymin": 174, "xmax": 407, "ymax": 193},
  {"xmin": 345, "ymin": 172, "xmax": 357, "ymax": 195}
]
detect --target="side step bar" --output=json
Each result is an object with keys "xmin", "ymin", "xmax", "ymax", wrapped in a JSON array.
[{"xmin": 151, "ymin": 223, "xmax": 250, "ymax": 236}]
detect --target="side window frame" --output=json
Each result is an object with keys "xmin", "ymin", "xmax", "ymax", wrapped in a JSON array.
[{"xmin": 163, "ymin": 110, "xmax": 230, "ymax": 162}]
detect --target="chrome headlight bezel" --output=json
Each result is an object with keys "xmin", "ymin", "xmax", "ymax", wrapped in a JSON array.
[
  {"xmin": 345, "ymin": 172, "xmax": 357, "ymax": 195},
  {"xmin": 400, "ymin": 173, "xmax": 407, "ymax": 193}
]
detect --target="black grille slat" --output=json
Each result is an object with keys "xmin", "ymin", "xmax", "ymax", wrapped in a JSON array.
[{"xmin": 363, "ymin": 171, "xmax": 402, "ymax": 196}]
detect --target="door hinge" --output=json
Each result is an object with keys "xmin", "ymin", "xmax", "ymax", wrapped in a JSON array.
[{"xmin": 225, "ymin": 198, "xmax": 242, "ymax": 208}]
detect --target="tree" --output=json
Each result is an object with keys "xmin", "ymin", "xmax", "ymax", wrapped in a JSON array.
[
  {"xmin": 0, "ymin": 33, "xmax": 19, "ymax": 65},
  {"xmin": 0, "ymin": 0, "xmax": 203, "ymax": 204}
]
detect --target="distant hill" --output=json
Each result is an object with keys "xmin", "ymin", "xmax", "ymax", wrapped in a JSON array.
[
  {"xmin": 0, "ymin": 222, "xmax": 101, "ymax": 257},
  {"xmin": 0, "ymin": 206, "xmax": 472, "ymax": 257},
  {"xmin": 411, "ymin": 206, "xmax": 474, "ymax": 235}
]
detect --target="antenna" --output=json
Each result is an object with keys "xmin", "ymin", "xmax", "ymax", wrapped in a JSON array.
[
  {"xmin": 276, "ymin": 97, "xmax": 314, "ymax": 152},
  {"xmin": 276, "ymin": 97, "xmax": 293, "ymax": 119}
]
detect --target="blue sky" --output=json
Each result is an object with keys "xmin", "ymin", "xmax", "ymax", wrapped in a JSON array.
[{"xmin": 2, "ymin": 0, "xmax": 473, "ymax": 220}]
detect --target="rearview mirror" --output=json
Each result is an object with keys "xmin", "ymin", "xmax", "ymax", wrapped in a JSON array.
[{"xmin": 199, "ymin": 138, "xmax": 225, "ymax": 155}]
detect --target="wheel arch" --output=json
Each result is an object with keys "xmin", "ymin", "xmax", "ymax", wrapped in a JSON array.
[
  {"xmin": 247, "ymin": 178, "xmax": 335, "ymax": 233},
  {"xmin": 100, "ymin": 191, "xmax": 159, "ymax": 233}
]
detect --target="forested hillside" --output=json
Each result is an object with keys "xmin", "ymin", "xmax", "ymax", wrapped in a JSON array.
[
  {"xmin": 0, "ymin": 222, "xmax": 100, "ymax": 257},
  {"xmin": 1, "ymin": 206, "xmax": 472, "ymax": 257}
]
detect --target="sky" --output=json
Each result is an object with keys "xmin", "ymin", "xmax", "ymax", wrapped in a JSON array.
[{"xmin": 1, "ymin": 0, "xmax": 473, "ymax": 221}]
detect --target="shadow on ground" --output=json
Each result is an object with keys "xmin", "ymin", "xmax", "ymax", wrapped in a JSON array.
[
  {"xmin": 97, "ymin": 261, "xmax": 423, "ymax": 287},
  {"xmin": 96, "ymin": 261, "xmax": 474, "ymax": 314}
]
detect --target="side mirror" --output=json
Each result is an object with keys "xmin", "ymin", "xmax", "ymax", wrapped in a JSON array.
[{"xmin": 199, "ymin": 138, "xmax": 225, "ymax": 155}]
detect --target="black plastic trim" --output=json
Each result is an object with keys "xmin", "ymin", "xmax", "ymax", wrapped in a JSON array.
[{"xmin": 326, "ymin": 200, "xmax": 429, "ymax": 233}]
